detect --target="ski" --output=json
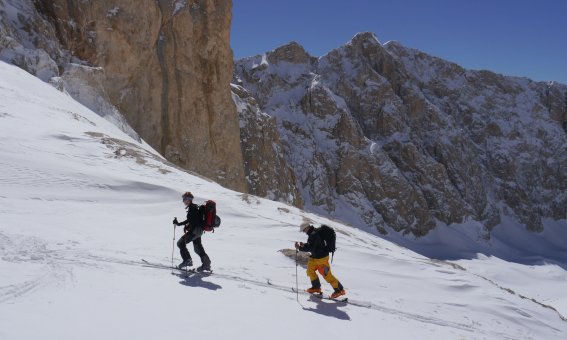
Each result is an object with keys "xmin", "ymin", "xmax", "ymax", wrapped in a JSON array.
[
  {"xmin": 312, "ymin": 293, "xmax": 348, "ymax": 303},
  {"xmin": 141, "ymin": 259, "xmax": 181, "ymax": 270},
  {"xmin": 141, "ymin": 259, "xmax": 212, "ymax": 274},
  {"xmin": 291, "ymin": 287, "xmax": 348, "ymax": 302}
]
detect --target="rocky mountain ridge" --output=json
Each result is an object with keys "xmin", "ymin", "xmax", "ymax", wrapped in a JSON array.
[
  {"xmin": 234, "ymin": 32, "xmax": 567, "ymax": 236},
  {"xmin": 2, "ymin": 0, "xmax": 566, "ymax": 239}
]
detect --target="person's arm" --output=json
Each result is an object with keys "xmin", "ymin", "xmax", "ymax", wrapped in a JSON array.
[
  {"xmin": 173, "ymin": 217, "xmax": 188, "ymax": 226},
  {"xmin": 295, "ymin": 239, "xmax": 312, "ymax": 252}
]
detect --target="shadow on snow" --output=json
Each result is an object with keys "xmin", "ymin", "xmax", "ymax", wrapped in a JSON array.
[
  {"xmin": 300, "ymin": 295, "xmax": 350, "ymax": 321},
  {"xmin": 173, "ymin": 272, "xmax": 223, "ymax": 291}
]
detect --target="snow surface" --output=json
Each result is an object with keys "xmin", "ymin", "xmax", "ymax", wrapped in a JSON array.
[{"xmin": 1, "ymin": 60, "xmax": 566, "ymax": 339}]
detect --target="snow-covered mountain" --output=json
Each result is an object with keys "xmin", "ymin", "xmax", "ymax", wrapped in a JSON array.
[
  {"xmin": 233, "ymin": 32, "xmax": 567, "ymax": 257},
  {"xmin": 2, "ymin": 58, "xmax": 567, "ymax": 339},
  {"xmin": 4, "ymin": 0, "xmax": 565, "ymax": 268}
]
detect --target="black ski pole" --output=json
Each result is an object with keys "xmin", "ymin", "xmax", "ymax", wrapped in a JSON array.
[{"xmin": 171, "ymin": 219, "xmax": 176, "ymax": 274}]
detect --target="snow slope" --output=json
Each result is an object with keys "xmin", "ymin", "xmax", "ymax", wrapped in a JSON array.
[{"xmin": 1, "ymin": 61, "xmax": 566, "ymax": 339}]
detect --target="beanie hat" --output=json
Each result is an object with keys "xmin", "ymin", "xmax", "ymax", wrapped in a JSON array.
[{"xmin": 299, "ymin": 222, "xmax": 312, "ymax": 232}]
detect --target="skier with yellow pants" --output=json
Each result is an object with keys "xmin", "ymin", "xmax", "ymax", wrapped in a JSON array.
[{"xmin": 295, "ymin": 222, "xmax": 346, "ymax": 299}]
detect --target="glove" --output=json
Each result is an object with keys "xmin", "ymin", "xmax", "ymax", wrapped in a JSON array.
[
  {"xmin": 295, "ymin": 242, "xmax": 301, "ymax": 250},
  {"xmin": 173, "ymin": 217, "xmax": 178, "ymax": 226}
]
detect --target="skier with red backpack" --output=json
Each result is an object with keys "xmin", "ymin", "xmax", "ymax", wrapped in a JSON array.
[
  {"xmin": 295, "ymin": 222, "xmax": 346, "ymax": 299},
  {"xmin": 173, "ymin": 192, "xmax": 217, "ymax": 272}
]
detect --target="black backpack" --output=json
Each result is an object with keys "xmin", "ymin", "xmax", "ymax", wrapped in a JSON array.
[{"xmin": 319, "ymin": 225, "xmax": 336, "ymax": 258}]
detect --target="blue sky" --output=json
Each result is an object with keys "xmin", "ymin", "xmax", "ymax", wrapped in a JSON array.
[{"xmin": 231, "ymin": 0, "xmax": 567, "ymax": 84}]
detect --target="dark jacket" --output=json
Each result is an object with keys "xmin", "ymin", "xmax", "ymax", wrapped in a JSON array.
[
  {"xmin": 178, "ymin": 203, "xmax": 204, "ymax": 232},
  {"xmin": 298, "ymin": 228, "xmax": 328, "ymax": 259}
]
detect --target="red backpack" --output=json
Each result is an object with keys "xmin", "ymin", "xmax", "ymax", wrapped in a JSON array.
[{"xmin": 201, "ymin": 200, "xmax": 221, "ymax": 232}]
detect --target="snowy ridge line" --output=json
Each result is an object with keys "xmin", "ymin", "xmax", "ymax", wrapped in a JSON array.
[
  {"xmin": 141, "ymin": 260, "xmax": 514, "ymax": 338},
  {"xmin": 472, "ymin": 273, "xmax": 567, "ymax": 322}
]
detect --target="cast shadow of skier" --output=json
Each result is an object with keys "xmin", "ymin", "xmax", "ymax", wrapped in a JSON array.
[
  {"xmin": 173, "ymin": 272, "xmax": 222, "ymax": 291},
  {"xmin": 301, "ymin": 295, "xmax": 351, "ymax": 321}
]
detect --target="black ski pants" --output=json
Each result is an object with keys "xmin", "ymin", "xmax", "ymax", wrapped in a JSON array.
[{"xmin": 177, "ymin": 232, "xmax": 211, "ymax": 266}]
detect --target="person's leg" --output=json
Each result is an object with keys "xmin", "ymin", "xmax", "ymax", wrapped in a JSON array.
[
  {"xmin": 193, "ymin": 237, "xmax": 211, "ymax": 269},
  {"xmin": 176, "ymin": 233, "xmax": 191, "ymax": 261},
  {"xmin": 306, "ymin": 258, "xmax": 321, "ymax": 292},
  {"xmin": 176, "ymin": 233, "xmax": 193, "ymax": 267},
  {"xmin": 317, "ymin": 264, "xmax": 341, "ymax": 289},
  {"xmin": 315, "ymin": 257, "xmax": 342, "ymax": 289},
  {"xmin": 314, "ymin": 257, "xmax": 345, "ymax": 297}
]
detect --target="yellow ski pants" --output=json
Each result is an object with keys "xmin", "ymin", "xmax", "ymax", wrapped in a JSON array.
[{"xmin": 306, "ymin": 256, "xmax": 340, "ymax": 289}]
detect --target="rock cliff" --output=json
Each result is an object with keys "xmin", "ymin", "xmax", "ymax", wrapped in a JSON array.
[
  {"xmin": 1, "ymin": 0, "xmax": 246, "ymax": 191},
  {"xmin": 232, "ymin": 83, "xmax": 303, "ymax": 206},
  {"xmin": 234, "ymin": 32, "xmax": 567, "ymax": 236}
]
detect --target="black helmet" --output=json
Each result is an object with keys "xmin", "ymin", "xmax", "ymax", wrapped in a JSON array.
[{"xmin": 182, "ymin": 192, "xmax": 194, "ymax": 201}]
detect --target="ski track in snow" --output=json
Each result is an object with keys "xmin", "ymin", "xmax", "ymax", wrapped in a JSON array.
[
  {"xmin": 5, "ymin": 227, "xmax": 564, "ymax": 339},
  {"xmin": 0, "ymin": 233, "xmax": 76, "ymax": 304},
  {"xmin": 3, "ymin": 244, "xmax": 561, "ymax": 340},
  {"xmin": 0, "ymin": 242, "xmax": 522, "ymax": 339}
]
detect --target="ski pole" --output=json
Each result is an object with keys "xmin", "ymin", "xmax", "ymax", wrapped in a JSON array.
[
  {"xmin": 184, "ymin": 228, "xmax": 189, "ymax": 276},
  {"xmin": 295, "ymin": 249, "xmax": 299, "ymax": 302},
  {"xmin": 171, "ymin": 219, "xmax": 176, "ymax": 274}
]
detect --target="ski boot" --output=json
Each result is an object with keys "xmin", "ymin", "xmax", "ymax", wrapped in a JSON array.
[
  {"xmin": 178, "ymin": 258, "xmax": 193, "ymax": 269},
  {"xmin": 306, "ymin": 278, "xmax": 322, "ymax": 294},
  {"xmin": 330, "ymin": 288, "xmax": 346, "ymax": 299},
  {"xmin": 306, "ymin": 287, "xmax": 322, "ymax": 294},
  {"xmin": 330, "ymin": 282, "xmax": 346, "ymax": 298},
  {"xmin": 196, "ymin": 264, "xmax": 212, "ymax": 272}
]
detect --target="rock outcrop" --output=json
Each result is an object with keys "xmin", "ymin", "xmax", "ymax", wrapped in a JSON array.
[
  {"xmin": 232, "ymin": 83, "xmax": 303, "ymax": 206},
  {"xmin": 0, "ymin": 0, "xmax": 63, "ymax": 81},
  {"xmin": 234, "ymin": 32, "xmax": 567, "ymax": 235},
  {"xmin": 1, "ymin": 0, "xmax": 246, "ymax": 191}
]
